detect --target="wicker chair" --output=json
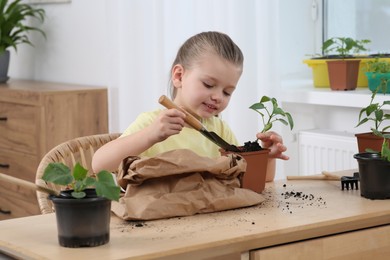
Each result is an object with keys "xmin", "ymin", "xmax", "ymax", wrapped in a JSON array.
[{"xmin": 35, "ymin": 133, "xmax": 121, "ymax": 214}]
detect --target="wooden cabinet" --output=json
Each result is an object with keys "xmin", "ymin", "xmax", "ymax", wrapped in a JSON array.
[
  {"xmin": 250, "ymin": 225, "xmax": 390, "ymax": 259},
  {"xmin": 0, "ymin": 80, "xmax": 108, "ymax": 220}
]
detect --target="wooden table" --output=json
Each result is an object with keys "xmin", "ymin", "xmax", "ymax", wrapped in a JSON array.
[{"xmin": 1, "ymin": 172, "xmax": 390, "ymax": 259}]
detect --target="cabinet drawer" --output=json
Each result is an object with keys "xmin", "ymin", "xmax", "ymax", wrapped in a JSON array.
[
  {"xmin": 250, "ymin": 225, "xmax": 390, "ymax": 260},
  {"xmin": 0, "ymin": 102, "xmax": 40, "ymax": 154},
  {"xmin": 0, "ymin": 149, "xmax": 38, "ymax": 182},
  {"xmin": 0, "ymin": 180, "xmax": 40, "ymax": 220}
]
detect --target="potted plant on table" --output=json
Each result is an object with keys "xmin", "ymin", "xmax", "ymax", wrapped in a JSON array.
[
  {"xmin": 354, "ymin": 130, "xmax": 390, "ymax": 199},
  {"xmin": 355, "ymin": 83, "xmax": 390, "ymax": 153},
  {"xmin": 0, "ymin": 0, "xmax": 46, "ymax": 83},
  {"xmin": 42, "ymin": 162, "xmax": 120, "ymax": 248},
  {"xmin": 221, "ymin": 96, "xmax": 294, "ymax": 193}
]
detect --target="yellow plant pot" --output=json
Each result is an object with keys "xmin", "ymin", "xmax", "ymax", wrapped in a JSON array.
[{"xmin": 303, "ymin": 57, "xmax": 390, "ymax": 88}]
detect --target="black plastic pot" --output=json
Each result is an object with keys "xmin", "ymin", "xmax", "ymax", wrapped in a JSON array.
[
  {"xmin": 0, "ymin": 50, "xmax": 10, "ymax": 83},
  {"xmin": 354, "ymin": 153, "xmax": 390, "ymax": 199},
  {"xmin": 49, "ymin": 189, "xmax": 111, "ymax": 248}
]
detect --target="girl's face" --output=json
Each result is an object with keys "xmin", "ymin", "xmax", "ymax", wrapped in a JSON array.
[{"xmin": 172, "ymin": 52, "xmax": 242, "ymax": 118}]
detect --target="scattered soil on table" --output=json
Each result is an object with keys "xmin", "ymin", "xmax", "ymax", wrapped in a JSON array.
[
  {"xmin": 260, "ymin": 184, "xmax": 327, "ymax": 214},
  {"xmin": 118, "ymin": 221, "xmax": 147, "ymax": 231}
]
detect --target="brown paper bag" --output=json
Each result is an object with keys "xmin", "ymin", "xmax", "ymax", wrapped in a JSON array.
[{"xmin": 111, "ymin": 149, "xmax": 264, "ymax": 220}]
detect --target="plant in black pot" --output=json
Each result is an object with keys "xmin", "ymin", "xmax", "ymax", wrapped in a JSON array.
[
  {"xmin": 42, "ymin": 162, "xmax": 120, "ymax": 248},
  {"xmin": 321, "ymin": 37, "xmax": 370, "ymax": 91},
  {"xmin": 354, "ymin": 82, "xmax": 390, "ymax": 199},
  {"xmin": 0, "ymin": 0, "xmax": 46, "ymax": 83},
  {"xmin": 221, "ymin": 96, "xmax": 294, "ymax": 193},
  {"xmin": 354, "ymin": 130, "xmax": 390, "ymax": 200}
]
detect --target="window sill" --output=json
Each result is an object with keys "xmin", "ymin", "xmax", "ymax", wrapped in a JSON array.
[{"xmin": 280, "ymin": 79, "xmax": 387, "ymax": 109}]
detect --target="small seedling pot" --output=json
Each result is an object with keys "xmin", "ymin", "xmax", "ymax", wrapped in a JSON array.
[
  {"xmin": 326, "ymin": 59, "xmax": 361, "ymax": 90},
  {"xmin": 354, "ymin": 152, "xmax": 390, "ymax": 200},
  {"xmin": 365, "ymin": 72, "xmax": 390, "ymax": 93},
  {"xmin": 49, "ymin": 189, "xmax": 111, "ymax": 248},
  {"xmin": 220, "ymin": 148, "xmax": 270, "ymax": 193},
  {"xmin": 355, "ymin": 132, "xmax": 386, "ymax": 153}
]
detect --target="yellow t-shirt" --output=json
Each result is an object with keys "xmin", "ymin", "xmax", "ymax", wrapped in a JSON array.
[{"xmin": 121, "ymin": 109, "xmax": 239, "ymax": 158}]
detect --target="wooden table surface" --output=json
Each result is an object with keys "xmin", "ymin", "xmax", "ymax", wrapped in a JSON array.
[{"xmin": 1, "ymin": 170, "xmax": 390, "ymax": 260}]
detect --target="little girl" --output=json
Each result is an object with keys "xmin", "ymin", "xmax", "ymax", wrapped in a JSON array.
[{"xmin": 92, "ymin": 31, "xmax": 288, "ymax": 178}]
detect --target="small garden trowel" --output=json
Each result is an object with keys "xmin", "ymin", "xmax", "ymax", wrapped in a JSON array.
[{"xmin": 159, "ymin": 95, "xmax": 241, "ymax": 152}]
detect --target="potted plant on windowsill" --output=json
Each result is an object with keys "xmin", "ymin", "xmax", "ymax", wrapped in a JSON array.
[
  {"xmin": 0, "ymin": 0, "xmax": 46, "ymax": 83},
  {"xmin": 365, "ymin": 58, "xmax": 390, "ymax": 94},
  {"xmin": 304, "ymin": 37, "xmax": 370, "ymax": 90},
  {"xmin": 42, "ymin": 162, "xmax": 120, "ymax": 248},
  {"xmin": 355, "ymin": 84, "xmax": 390, "ymax": 153},
  {"xmin": 354, "ymin": 130, "xmax": 390, "ymax": 199},
  {"xmin": 321, "ymin": 37, "xmax": 371, "ymax": 91},
  {"xmin": 221, "ymin": 96, "xmax": 294, "ymax": 193}
]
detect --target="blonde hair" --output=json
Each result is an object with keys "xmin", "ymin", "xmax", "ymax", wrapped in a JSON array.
[{"xmin": 169, "ymin": 31, "xmax": 244, "ymax": 98}]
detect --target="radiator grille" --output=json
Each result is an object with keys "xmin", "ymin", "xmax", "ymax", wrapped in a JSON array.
[{"xmin": 298, "ymin": 129, "xmax": 358, "ymax": 175}]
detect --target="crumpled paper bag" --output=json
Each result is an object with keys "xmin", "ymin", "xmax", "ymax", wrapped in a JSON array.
[{"xmin": 111, "ymin": 149, "xmax": 264, "ymax": 220}]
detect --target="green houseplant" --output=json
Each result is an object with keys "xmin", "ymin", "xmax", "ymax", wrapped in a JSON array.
[
  {"xmin": 354, "ymin": 130, "xmax": 390, "ymax": 200},
  {"xmin": 321, "ymin": 37, "xmax": 371, "ymax": 91},
  {"xmin": 249, "ymin": 96, "xmax": 294, "ymax": 133},
  {"xmin": 355, "ymin": 84, "xmax": 390, "ymax": 153},
  {"xmin": 304, "ymin": 37, "xmax": 370, "ymax": 89},
  {"xmin": 42, "ymin": 162, "xmax": 120, "ymax": 248},
  {"xmin": 0, "ymin": 0, "xmax": 46, "ymax": 83},
  {"xmin": 221, "ymin": 96, "xmax": 294, "ymax": 193},
  {"xmin": 365, "ymin": 58, "xmax": 390, "ymax": 94},
  {"xmin": 321, "ymin": 37, "xmax": 370, "ymax": 59}
]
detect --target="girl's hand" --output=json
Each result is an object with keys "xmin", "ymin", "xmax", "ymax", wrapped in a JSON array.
[
  {"xmin": 256, "ymin": 131, "xmax": 289, "ymax": 160},
  {"xmin": 150, "ymin": 109, "xmax": 186, "ymax": 142}
]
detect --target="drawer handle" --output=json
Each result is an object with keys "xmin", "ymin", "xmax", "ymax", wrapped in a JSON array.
[
  {"xmin": 0, "ymin": 208, "xmax": 11, "ymax": 215},
  {"xmin": 0, "ymin": 164, "xmax": 10, "ymax": 169},
  {"xmin": 0, "ymin": 117, "xmax": 7, "ymax": 121}
]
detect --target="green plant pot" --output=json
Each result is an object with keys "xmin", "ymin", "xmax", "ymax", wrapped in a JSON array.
[
  {"xmin": 354, "ymin": 153, "xmax": 390, "ymax": 200},
  {"xmin": 365, "ymin": 72, "xmax": 390, "ymax": 93},
  {"xmin": 49, "ymin": 189, "xmax": 111, "ymax": 248}
]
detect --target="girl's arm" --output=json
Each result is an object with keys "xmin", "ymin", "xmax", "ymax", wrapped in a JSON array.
[{"xmin": 92, "ymin": 109, "xmax": 186, "ymax": 172}]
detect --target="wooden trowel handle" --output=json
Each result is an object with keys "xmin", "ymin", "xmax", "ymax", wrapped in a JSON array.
[
  {"xmin": 159, "ymin": 95, "xmax": 204, "ymax": 131},
  {"xmin": 287, "ymin": 174, "xmax": 339, "ymax": 181},
  {"xmin": 287, "ymin": 175, "xmax": 328, "ymax": 180},
  {"xmin": 0, "ymin": 173, "xmax": 59, "ymax": 196}
]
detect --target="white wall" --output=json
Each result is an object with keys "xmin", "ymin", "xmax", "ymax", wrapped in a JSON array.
[{"xmin": 9, "ymin": 0, "xmax": 109, "ymax": 85}]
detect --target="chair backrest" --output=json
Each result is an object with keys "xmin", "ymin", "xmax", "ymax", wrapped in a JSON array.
[{"xmin": 35, "ymin": 133, "xmax": 121, "ymax": 214}]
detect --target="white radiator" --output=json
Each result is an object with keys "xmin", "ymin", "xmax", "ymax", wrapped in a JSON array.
[{"xmin": 298, "ymin": 129, "xmax": 358, "ymax": 175}]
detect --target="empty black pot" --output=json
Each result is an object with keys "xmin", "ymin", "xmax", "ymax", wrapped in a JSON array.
[
  {"xmin": 354, "ymin": 153, "xmax": 390, "ymax": 199},
  {"xmin": 49, "ymin": 189, "xmax": 111, "ymax": 248}
]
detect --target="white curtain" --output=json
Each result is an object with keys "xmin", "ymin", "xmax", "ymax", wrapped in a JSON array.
[{"xmin": 107, "ymin": 0, "xmax": 280, "ymax": 144}]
